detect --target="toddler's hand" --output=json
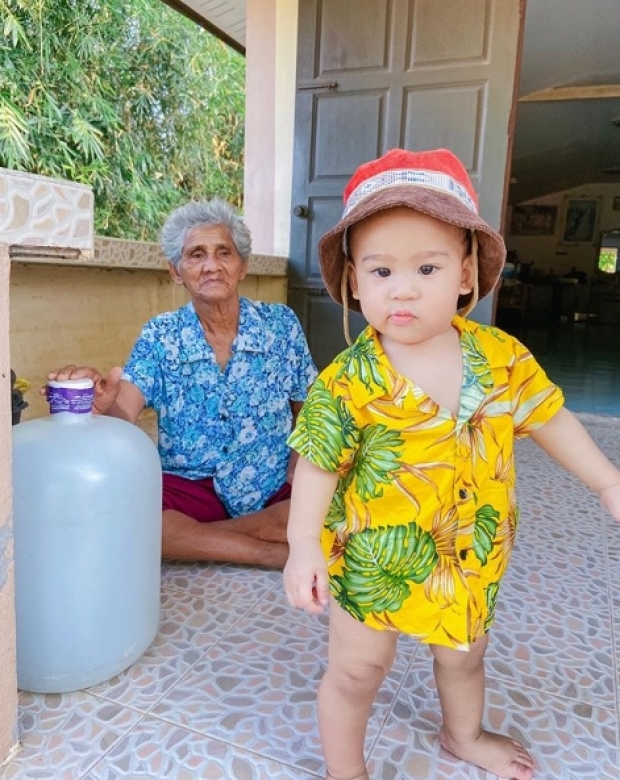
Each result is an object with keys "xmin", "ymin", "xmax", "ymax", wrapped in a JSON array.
[
  {"xmin": 283, "ymin": 540, "xmax": 329, "ymax": 614},
  {"xmin": 598, "ymin": 483, "xmax": 620, "ymax": 522}
]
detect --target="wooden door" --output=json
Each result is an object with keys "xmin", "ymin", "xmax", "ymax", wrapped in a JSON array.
[{"xmin": 289, "ymin": 0, "xmax": 524, "ymax": 368}]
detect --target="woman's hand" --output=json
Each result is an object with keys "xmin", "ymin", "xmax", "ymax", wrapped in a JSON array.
[
  {"xmin": 284, "ymin": 540, "xmax": 329, "ymax": 614},
  {"xmin": 42, "ymin": 365, "xmax": 123, "ymax": 415}
]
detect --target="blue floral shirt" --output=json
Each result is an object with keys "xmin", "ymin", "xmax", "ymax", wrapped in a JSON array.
[{"xmin": 122, "ymin": 298, "xmax": 317, "ymax": 516}]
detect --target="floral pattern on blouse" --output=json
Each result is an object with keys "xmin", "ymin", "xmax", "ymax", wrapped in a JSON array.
[
  {"xmin": 289, "ymin": 316, "xmax": 564, "ymax": 650},
  {"xmin": 123, "ymin": 298, "xmax": 317, "ymax": 517}
]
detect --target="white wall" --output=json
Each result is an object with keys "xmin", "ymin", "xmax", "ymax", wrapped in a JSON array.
[{"xmin": 505, "ymin": 183, "xmax": 620, "ymax": 277}]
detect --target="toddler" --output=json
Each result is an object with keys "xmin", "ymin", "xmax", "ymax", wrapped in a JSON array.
[{"xmin": 283, "ymin": 148, "xmax": 620, "ymax": 780}]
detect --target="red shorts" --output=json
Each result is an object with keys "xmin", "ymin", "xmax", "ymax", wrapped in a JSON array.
[{"xmin": 162, "ymin": 473, "xmax": 291, "ymax": 523}]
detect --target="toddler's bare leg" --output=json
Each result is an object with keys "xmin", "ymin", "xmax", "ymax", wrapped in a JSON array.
[
  {"xmin": 431, "ymin": 635, "xmax": 534, "ymax": 780},
  {"xmin": 319, "ymin": 599, "xmax": 397, "ymax": 780}
]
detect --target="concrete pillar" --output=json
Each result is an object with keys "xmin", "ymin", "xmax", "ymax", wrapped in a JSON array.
[
  {"xmin": 244, "ymin": 0, "xmax": 299, "ymax": 257},
  {"xmin": 0, "ymin": 243, "xmax": 18, "ymax": 764}
]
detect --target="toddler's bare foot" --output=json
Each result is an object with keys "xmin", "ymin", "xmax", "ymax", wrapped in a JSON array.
[
  {"xmin": 325, "ymin": 772, "xmax": 369, "ymax": 780},
  {"xmin": 440, "ymin": 728, "xmax": 535, "ymax": 780}
]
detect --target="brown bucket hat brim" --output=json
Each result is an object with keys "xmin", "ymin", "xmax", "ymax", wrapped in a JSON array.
[{"xmin": 318, "ymin": 184, "xmax": 506, "ymax": 313}]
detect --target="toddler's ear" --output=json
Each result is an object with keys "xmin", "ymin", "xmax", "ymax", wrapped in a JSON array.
[
  {"xmin": 460, "ymin": 255, "xmax": 475, "ymax": 294},
  {"xmin": 347, "ymin": 262, "xmax": 360, "ymax": 300}
]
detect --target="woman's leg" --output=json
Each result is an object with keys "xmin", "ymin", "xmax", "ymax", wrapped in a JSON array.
[
  {"xmin": 160, "ymin": 475, "xmax": 289, "ymax": 566},
  {"xmin": 431, "ymin": 634, "xmax": 535, "ymax": 780},
  {"xmin": 319, "ymin": 599, "xmax": 398, "ymax": 780}
]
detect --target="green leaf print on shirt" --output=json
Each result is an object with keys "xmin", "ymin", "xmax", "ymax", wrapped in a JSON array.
[
  {"xmin": 351, "ymin": 424, "xmax": 404, "ymax": 502},
  {"xmin": 473, "ymin": 504, "xmax": 500, "ymax": 565},
  {"xmin": 484, "ymin": 581, "xmax": 500, "ymax": 630},
  {"xmin": 332, "ymin": 521, "xmax": 439, "ymax": 621},
  {"xmin": 485, "ymin": 325, "xmax": 507, "ymax": 343},
  {"xmin": 461, "ymin": 331, "xmax": 494, "ymax": 391},
  {"xmin": 325, "ymin": 488, "xmax": 347, "ymax": 532},
  {"xmin": 292, "ymin": 379, "xmax": 358, "ymax": 471},
  {"xmin": 334, "ymin": 330, "xmax": 387, "ymax": 394}
]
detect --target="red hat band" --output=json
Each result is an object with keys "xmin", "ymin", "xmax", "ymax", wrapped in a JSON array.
[{"xmin": 343, "ymin": 166, "xmax": 478, "ymax": 218}]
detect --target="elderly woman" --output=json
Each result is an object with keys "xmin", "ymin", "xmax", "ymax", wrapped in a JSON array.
[{"xmin": 48, "ymin": 199, "xmax": 317, "ymax": 569}]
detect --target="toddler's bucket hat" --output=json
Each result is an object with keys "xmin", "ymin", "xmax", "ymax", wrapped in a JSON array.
[{"xmin": 318, "ymin": 148, "xmax": 506, "ymax": 312}]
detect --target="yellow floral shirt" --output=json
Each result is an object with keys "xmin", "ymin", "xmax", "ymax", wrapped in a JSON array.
[{"xmin": 288, "ymin": 316, "xmax": 564, "ymax": 650}]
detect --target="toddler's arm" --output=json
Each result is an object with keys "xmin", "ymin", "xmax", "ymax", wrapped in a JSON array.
[
  {"xmin": 530, "ymin": 407, "xmax": 620, "ymax": 520},
  {"xmin": 284, "ymin": 456, "xmax": 339, "ymax": 614}
]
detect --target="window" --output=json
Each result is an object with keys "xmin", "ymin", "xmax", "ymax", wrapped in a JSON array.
[{"xmin": 598, "ymin": 247, "xmax": 618, "ymax": 274}]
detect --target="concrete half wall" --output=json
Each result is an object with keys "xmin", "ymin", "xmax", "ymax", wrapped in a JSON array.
[{"xmin": 11, "ymin": 258, "xmax": 287, "ymax": 422}]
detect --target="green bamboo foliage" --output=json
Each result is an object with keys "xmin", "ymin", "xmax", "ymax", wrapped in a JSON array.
[{"xmin": 0, "ymin": 0, "xmax": 245, "ymax": 240}]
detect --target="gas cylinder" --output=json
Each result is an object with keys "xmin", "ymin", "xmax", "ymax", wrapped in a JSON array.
[{"xmin": 12, "ymin": 378, "xmax": 162, "ymax": 692}]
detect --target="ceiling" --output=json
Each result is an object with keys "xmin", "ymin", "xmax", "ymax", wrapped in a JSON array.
[
  {"xmin": 164, "ymin": 0, "xmax": 246, "ymax": 53},
  {"xmin": 166, "ymin": 0, "xmax": 620, "ymax": 206},
  {"xmin": 511, "ymin": 0, "xmax": 620, "ymax": 203}
]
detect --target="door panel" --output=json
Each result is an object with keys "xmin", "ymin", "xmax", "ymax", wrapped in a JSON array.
[
  {"xmin": 290, "ymin": 0, "xmax": 523, "ymax": 369},
  {"xmin": 412, "ymin": 0, "xmax": 488, "ymax": 64},
  {"xmin": 319, "ymin": 2, "xmax": 390, "ymax": 72},
  {"xmin": 314, "ymin": 93, "xmax": 386, "ymax": 176},
  {"xmin": 402, "ymin": 85, "xmax": 484, "ymax": 173}
]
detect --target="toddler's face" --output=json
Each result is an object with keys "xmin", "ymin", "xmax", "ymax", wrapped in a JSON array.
[{"xmin": 348, "ymin": 207, "xmax": 474, "ymax": 347}]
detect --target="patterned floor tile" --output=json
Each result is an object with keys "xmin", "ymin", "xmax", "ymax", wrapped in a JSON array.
[
  {"xmin": 0, "ymin": 691, "xmax": 142, "ymax": 780},
  {"xmin": 515, "ymin": 445, "xmax": 610, "ymax": 546},
  {"xmin": 87, "ymin": 590, "xmax": 245, "ymax": 711},
  {"xmin": 255, "ymin": 579, "xmax": 331, "ymax": 632},
  {"xmin": 161, "ymin": 561, "xmax": 280, "ymax": 608},
  {"xmin": 501, "ymin": 543, "xmax": 611, "ymax": 615},
  {"xmin": 367, "ymin": 658, "xmax": 619, "ymax": 780},
  {"xmin": 605, "ymin": 518, "xmax": 620, "ymax": 566},
  {"xmin": 486, "ymin": 599, "xmax": 616, "ymax": 709},
  {"xmin": 82, "ymin": 716, "xmax": 321, "ymax": 780},
  {"xmin": 255, "ymin": 584, "xmax": 421, "ymax": 669},
  {"xmin": 150, "ymin": 614, "xmax": 407, "ymax": 774}
]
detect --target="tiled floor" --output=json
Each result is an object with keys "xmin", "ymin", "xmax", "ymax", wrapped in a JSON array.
[
  {"xmin": 2, "ymin": 413, "xmax": 620, "ymax": 779},
  {"xmin": 520, "ymin": 322, "xmax": 620, "ymax": 416}
]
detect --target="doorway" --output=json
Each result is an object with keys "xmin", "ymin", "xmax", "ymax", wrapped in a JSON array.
[{"xmin": 502, "ymin": 0, "xmax": 620, "ymax": 415}]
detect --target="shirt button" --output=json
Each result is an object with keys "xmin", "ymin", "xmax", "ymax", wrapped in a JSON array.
[
  {"xmin": 458, "ymin": 488, "xmax": 468, "ymax": 500},
  {"xmin": 459, "ymin": 549, "xmax": 468, "ymax": 561},
  {"xmin": 222, "ymin": 446, "xmax": 229, "ymax": 454}
]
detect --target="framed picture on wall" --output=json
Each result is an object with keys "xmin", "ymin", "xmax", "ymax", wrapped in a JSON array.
[
  {"xmin": 561, "ymin": 196, "xmax": 601, "ymax": 244},
  {"xmin": 509, "ymin": 204, "xmax": 558, "ymax": 236}
]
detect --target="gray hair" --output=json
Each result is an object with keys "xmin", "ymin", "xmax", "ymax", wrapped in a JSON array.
[{"xmin": 160, "ymin": 199, "xmax": 252, "ymax": 268}]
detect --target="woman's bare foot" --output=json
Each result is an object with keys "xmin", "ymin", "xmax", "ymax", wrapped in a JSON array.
[{"xmin": 440, "ymin": 728, "xmax": 535, "ymax": 780}]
